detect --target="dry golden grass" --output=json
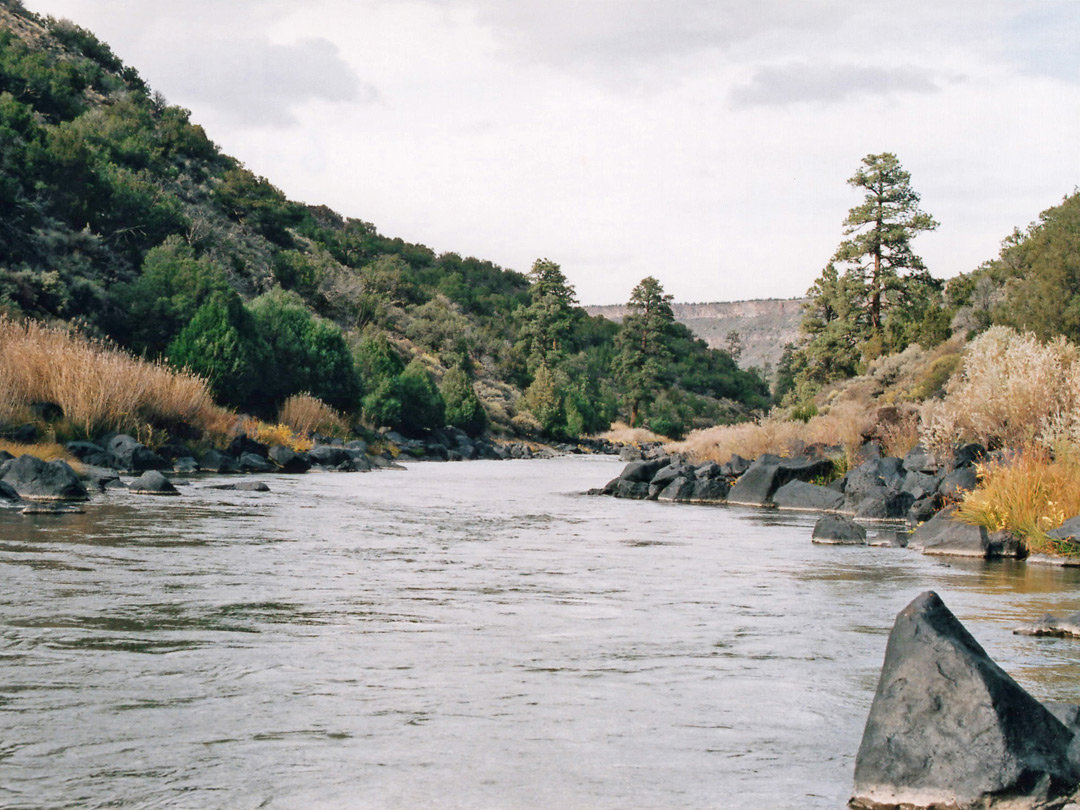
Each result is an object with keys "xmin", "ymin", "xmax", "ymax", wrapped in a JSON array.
[
  {"xmin": 0, "ymin": 439, "xmax": 75, "ymax": 463},
  {"xmin": 956, "ymin": 447, "xmax": 1080, "ymax": 556},
  {"xmin": 236, "ymin": 417, "xmax": 313, "ymax": 453},
  {"xmin": 277, "ymin": 394, "xmax": 346, "ymax": 439},
  {"xmin": 671, "ymin": 399, "xmax": 872, "ymax": 464},
  {"xmin": 879, "ymin": 410, "xmax": 922, "ymax": 459},
  {"xmin": 596, "ymin": 422, "xmax": 669, "ymax": 446},
  {"xmin": 0, "ymin": 316, "xmax": 231, "ymax": 440}
]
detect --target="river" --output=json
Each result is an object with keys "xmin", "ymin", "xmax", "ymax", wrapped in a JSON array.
[{"xmin": 3, "ymin": 455, "xmax": 1080, "ymax": 809}]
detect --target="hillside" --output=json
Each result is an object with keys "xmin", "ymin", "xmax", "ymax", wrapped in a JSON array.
[
  {"xmin": 0, "ymin": 1, "xmax": 771, "ymax": 443},
  {"xmin": 586, "ymin": 298, "xmax": 805, "ymax": 373}
]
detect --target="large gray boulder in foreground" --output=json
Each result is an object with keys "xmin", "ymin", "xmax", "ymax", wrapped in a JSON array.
[
  {"xmin": 812, "ymin": 515, "xmax": 867, "ymax": 545},
  {"xmin": 1, "ymin": 455, "xmax": 88, "ymax": 501},
  {"xmin": 851, "ymin": 591, "xmax": 1079, "ymax": 810}
]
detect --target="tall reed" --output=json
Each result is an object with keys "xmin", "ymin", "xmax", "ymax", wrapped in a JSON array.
[{"xmin": 0, "ymin": 315, "xmax": 230, "ymax": 440}]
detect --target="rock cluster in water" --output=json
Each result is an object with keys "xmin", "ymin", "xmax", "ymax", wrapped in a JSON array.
[{"xmin": 852, "ymin": 591, "xmax": 1080, "ymax": 810}]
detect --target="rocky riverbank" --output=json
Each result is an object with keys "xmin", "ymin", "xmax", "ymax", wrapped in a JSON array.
[
  {"xmin": 591, "ymin": 441, "xmax": 1080, "ymax": 563},
  {"xmin": 0, "ymin": 427, "xmax": 622, "ymax": 506}
]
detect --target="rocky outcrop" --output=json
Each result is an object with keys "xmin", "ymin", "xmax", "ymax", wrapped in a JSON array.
[
  {"xmin": 773, "ymin": 480, "xmax": 845, "ymax": 512},
  {"xmin": 1, "ymin": 455, "xmax": 88, "ymax": 501},
  {"xmin": 908, "ymin": 507, "xmax": 1025, "ymax": 559},
  {"xmin": 852, "ymin": 591, "xmax": 1080, "ymax": 810},
  {"xmin": 107, "ymin": 434, "xmax": 169, "ymax": 473},
  {"xmin": 727, "ymin": 454, "xmax": 834, "ymax": 506}
]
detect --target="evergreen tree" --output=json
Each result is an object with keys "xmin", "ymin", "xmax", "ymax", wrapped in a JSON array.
[
  {"xmin": 832, "ymin": 152, "xmax": 938, "ymax": 335},
  {"xmin": 441, "ymin": 363, "xmax": 487, "ymax": 436},
  {"xmin": 614, "ymin": 276, "xmax": 676, "ymax": 426},
  {"xmin": 516, "ymin": 258, "xmax": 576, "ymax": 373},
  {"xmin": 167, "ymin": 290, "xmax": 274, "ymax": 413},
  {"xmin": 397, "ymin": 358, "xmax": 445, "ymax": 436}
]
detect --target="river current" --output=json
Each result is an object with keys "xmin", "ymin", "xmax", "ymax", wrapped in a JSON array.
[{"xmin": 3, "ymin": 456, "xmax": 1080, "ymax": 810}]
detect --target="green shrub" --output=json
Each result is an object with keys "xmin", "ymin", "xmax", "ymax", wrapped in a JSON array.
[
  {"xmin": 441, "ymin": 364, "xmax": 486, "ymax": 436},
  {"xmin": 167, "ymin": 290, "xmax": 274, "ymax": 413},
  {"xmin": 397, "ymin": 359, "xmax": 445, "ymax": 435}
]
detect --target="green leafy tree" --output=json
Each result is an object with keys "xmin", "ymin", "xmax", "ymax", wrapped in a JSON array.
[
  {"xmin": 167, "ymin": 290, "xmax": 274, "ymax": 413},
  {"xmin": 354, "ymin": 331, "xmax": 405, "ymax": 427},
  {"xmin": 397, "ymin": 359, "xmax": 445, "ymax": 436},
  {"xmin": 440, "ymin": 364, "xmax": 487, "ymax": 436},
  {"xmin": 614, "ymin": 276, "xmax": 677, "ymax": 426},
  {"xmin": 524, "ymin": 363, "xmax": 565, "ymax": 436},
  {"xmin": 516, "ymin": 258, "xmax": 577, "ymax": 373},
  {"xmin": 118, "ymin": 236, "xmax": 230, "ymax": 355},
  {"xmin": 249, "ymin": 287, "xmax": 360, "ymax": 412},
  {"xmin": 832, "ymin": 152, "xmax": 939, "ymax": 335}
]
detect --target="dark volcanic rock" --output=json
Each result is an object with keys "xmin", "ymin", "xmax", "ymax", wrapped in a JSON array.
[
  {"xmin": 129, "ymin": 470, "xmax": 179, "ymax": 496},
  {"xmin": 227, "ymin": 434, "xmax": 269, "ymax": 459},
  {"xmin": 851, "ymin": 591, "xmax": 1079, "ymax": 810},
  {"xmin": 81, "ymin": 465, "xmax": 122, "ymax": 491},
  {"xmin": 306, "ymin": 444, "xmax": 351, "ymax": 468},
  {"xmin": 238, "ymin": 452, "xmax": 275, "ymax": 473},
  {"xmin": 906, "ymin": 507, "xmax": 1023, "ymax": 558},
  {"xmin": 656, "ymin": 476, "xmax": 696, "ymax": 502},
  {"xmin": 938, "ymin": 466, "xmax": 978, "ymax": 500},
  {"xmin": 853, "ymin": 491, "xmax": 915, "ymax": 521},
  {"xmin": 268, "ymin": 445, "xmax": 311, "ymax": 473},
  {"xmin": 613, "ymin": 479, "xmax": 650, "ymax": 499},
  {"xmin": 173, "ymin": 456, "xmax": 199, "ymax": 473},
  {"xmin": 1048, "ymin": 516, "xmax": 1080, "ymax": 544},
  {"xmin": 773, "ymin": 480, "xmax": 845, "ymax": 512},
  {"xmin": 689, "ymin": 478, "xmax": 730, "ymax": 502},
  {"xmin": 199, "ymin": 450, "xmax": 239, "ymax": 474},
  {"xmin": 1, "ymin": 455, "xmax": 88, "ymax": 501},
  {"xmin": 727, "ymin": 454, "xmax": 834, "ymax": 506},
  {"xmin": 107, "ymin": 434, "xmax": 170, "ymax": 472},
  {"xmin": 1014, "ymin": 613, "xmax": 1080, "ymax": 639},
  {"xmin": 0, "ymin": 480, "xmax": 21, "ymax": 503},
  {"xmin": 812, "ymin": 515, "xmax": 867, "ymax": 545},
  {"xmin": 844, "ymin": 457, "xmax": 905, "ymax": 505},
  {"xmin": 236, "ymin": 481, "xmax": 270, "ymax": 492}
]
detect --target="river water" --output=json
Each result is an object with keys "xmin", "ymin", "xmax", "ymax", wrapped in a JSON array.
[{"xmin": 3, "ymin": 456, "xmax": 1080, "ymax": 810}]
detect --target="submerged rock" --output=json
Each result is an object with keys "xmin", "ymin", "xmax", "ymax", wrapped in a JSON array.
[
  {"xmin": 1015, "ymin": 613, "xmax": 1080, "ymax": 639},
  {"xmin": 851, "ymin": 591, "xmax": 1079, "ymax": 810}
]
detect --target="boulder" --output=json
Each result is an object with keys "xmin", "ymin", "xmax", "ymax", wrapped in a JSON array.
[
  {"xmin": 227, "ymin": 434, "xmax": 269, "ymax": 459},
  {"xmin": 689, "ymin": 478, "xmax": 730, "ymax": 503},
  {"xmin": 268, "ymin": 445, "xmax": 311, "ymax": 474},
  {"xmin": 173, "ymin": 456, "xmax": 200, "ymax": 473},
  {"xmin": 199, "ymin": 449, "xmax": 239, "ymax": 474},
  {"xmin": 854, "ymin": 491, "xmax": 915, "ymax": 521},
  {"xmin": 238, "ymin": 452, "xmax": 275, "ymax": 473},
  {"xmin": 1048, "ymin": 516, "xmax": 1080, "ymax": 544},
  {"xmin": 107, "ymin": 434, "xmax": 169, "ymax": 472},
  {"xmin": 906, "ymin": 496, "xmax": 940, "ymax": 526},
  {"xmin": 812, "ymin": 515, "xmax": 867, "ymax": 545},
  {"xmin": 65, "ymin": 441, "xmax": 108, "ymax": 465},
  {"xmin": 619, "ymin": 445, "xmax": 643, "ymax": 462},
  {"xmin": 938, "ymin": 466, "xmax": 979, "ymax": 500},
  {"xmin": 236, "ymin": 481, "xmax": 270, "ymax": 492},
  {"xmin": 81, "ymin": 465, "xmax": 123, "ymax": 492},
  {"xmin": 693, "ymin": 461, "xmax": 724, "ymax": 480},
  {"xmin": 720, "ymin": 454, "xmax": 751, "ymax": 477},
  {"xmin": 306, "ymin": 444, "xmax": 351, "ymax": 468},
  {"xmin": 0, "ymin": 480, "xmax": 21, "ymax": 503},
  {"xmin": 844, "ymin": 457, "xmax": 906, "ymax": 504},
  {"xmin": 656, "ymin": 477, "xmax": 696, "ymax": 502},
  {"xmin": 727, "ymin": 454, "xmax": 834, "ymax": 506},
  {"xmin": 651, "ymin": 462, "xmax": 692, "ymax": 488},
  {"xmin": 954, "ymin": 442, "xmax": 987, "ymax": 468},
  {"xmin": 613, "ymin": 479, "xmax": 650, "ymax": 499},
  {"xmin": 900, "ymin": 470, "xmax": 942, "ymax": 501},
  {"xmin": 1, "ymin": 455, "xmax": 88, "ymax": 501},
  {"xmin": 772, "ymin": 480, "xmax": 845, "ymax": 512},
  {"xmin": 620, "ymin": 458, "xmax": 672, "ymax": 484},
  {"xmin": 910, "ymin": 513, "xmax": 986, "ymax": 556},
  {"xmin": 129, "ymin": 470, "xmax": 179, "ymax": 496},
  {"xmin": 1014, "ymin": 613, "xmax": 1080, "ymax": 639},
  {"xmin": 902, "ymin": 443, "xmax": 937, "ymax": 475},
  {"xmin": 851, "ymin": 591, "xmax": 1079, "ymax": 810}
]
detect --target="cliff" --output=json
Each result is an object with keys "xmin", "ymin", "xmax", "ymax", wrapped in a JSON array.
[{"xmin": 586, "ymin": 298, "xmax": 806, "ymax": 373}]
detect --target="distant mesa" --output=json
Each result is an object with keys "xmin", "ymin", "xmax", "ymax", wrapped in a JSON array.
[{"xmin": 585, "ymin": 297, "xmax": 805, "ymax": 372}]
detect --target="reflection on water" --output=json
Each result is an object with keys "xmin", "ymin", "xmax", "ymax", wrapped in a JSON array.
[{"xmin": 2, "ymin": 457, "xmax": 1080, "ymax": 810}]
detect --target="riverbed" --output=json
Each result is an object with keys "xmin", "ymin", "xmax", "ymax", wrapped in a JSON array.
[{"xmin": 3, "ymin": 456, "xmax": 1080, "ymax": 809}]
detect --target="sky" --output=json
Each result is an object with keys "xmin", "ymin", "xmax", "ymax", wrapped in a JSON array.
[{"xmin": 21, "ymin": 0, "xmax": 1080, "ymax": 305}]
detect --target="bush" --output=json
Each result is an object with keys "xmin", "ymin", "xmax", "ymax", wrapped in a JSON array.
[
  {"xmin": 396, "ymin": 359, "xmax": 444, "ymax": 436},
  {"xmin": 167, "ymin": 291, "xmax": 274, "ymax": 413},
  {"xmin": 354, "ymin": 332, "xmax": 405, "ymax": 427},
  {"xmin": 441, "ymin": 364, "xmax": 486, "ymax": 436},
  {"xmin": 276, "ymin": 394, "xmax": 346, "ymax": 438},
  {"xmin": 249, "ymin": 287, "xmax": 359, "ymax": 412}
]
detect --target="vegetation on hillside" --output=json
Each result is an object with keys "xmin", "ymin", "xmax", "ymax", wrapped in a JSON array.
[{"xmin": 0, "ymin": 2, "xmax": 768, "ymax": 442}]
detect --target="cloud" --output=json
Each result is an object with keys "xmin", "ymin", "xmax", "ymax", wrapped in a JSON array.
[
  {"xmin": 730, "ymin": 62, "xmax": 944, "ymax": 108},
  {"xmin": 161, "ymin": 36, "xmax": 377, "ymax": 126}
]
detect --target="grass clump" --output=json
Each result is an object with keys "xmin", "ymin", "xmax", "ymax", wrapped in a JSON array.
[
  {"xmin": 956, "ymin": 448, "xmax": 1080, "ymax": 556},
  {"xmin": 0, "ymin": 439, "xmax": 75, "ymax": 463},
  {"xmin": 277, "ymin": 393, "xmax": 347, "ymax": 439},
  {"xmin": 0, "ymin": 315, "xmax": 231, "ymax": 441}
]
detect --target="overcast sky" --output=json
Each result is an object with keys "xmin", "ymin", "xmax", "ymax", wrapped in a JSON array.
[{"xmin": 23, "ymin": 0, "xmax": 1080, "ymax": 304}]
